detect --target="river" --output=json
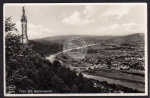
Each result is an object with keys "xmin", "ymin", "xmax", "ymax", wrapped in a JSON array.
[
  {"xmin": 45, "ymin": 43, "xmax": 97, "ymax": 62},
  {"xmin": 45, "ymin": 44, "xmax": 145, "ymax": 92},
  {"xmin": 82, "ymin": 73, "xmax": 144, "ymax": 92}
]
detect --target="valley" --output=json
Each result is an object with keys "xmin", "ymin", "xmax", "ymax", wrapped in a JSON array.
[{"xmin": 30, "ymin": 33, "xmax": 145, "ymax": 92}]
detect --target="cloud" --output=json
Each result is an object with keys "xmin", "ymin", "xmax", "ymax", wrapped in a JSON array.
[
  {"xmin": 63, "ymin": 4, "xmax": 137, "ymax": 26},
  {"xmin": 62, "ymin": 12, "xmax": 67, "ymax": 17},
  {"xmin": 96, "ymin": 22, "xmax": 144, "ymax": 35},
  {"xmin": 16, "ymin": 22, "xmax": 54, "ymax": 39},
  {"xmin": 83, "ymin": 5, "xmax": 99, "ymax": 17},
  {"xmin": 62, "ymin": 11, "xmax": 94, "ymax": 25},
  {"xmin": 103, "ymin": 5, "xmax": 136, "ymax": 19},
  {"xmin": 83, "ymin": 5, "xmax": 136, "ymax": 20}
]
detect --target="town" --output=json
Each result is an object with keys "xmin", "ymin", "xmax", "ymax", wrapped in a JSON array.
[{"xmin": 57, "ymin": 40, "xmax": 145, "ymax": 72}]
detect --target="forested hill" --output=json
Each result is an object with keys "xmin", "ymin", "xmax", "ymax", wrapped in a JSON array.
[
  {"xmin": 29, "ymin": 40, "xmax": 63, "ymax": 56},
  {"xmin": 29, "ymin": 33, "xmax": 144, "ymax": 56},
  {"xmin": 34, "ymin": 33, "xmax": 144, "ymax": 45}
]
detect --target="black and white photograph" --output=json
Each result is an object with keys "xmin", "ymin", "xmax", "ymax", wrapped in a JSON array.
[{"xmin": 4, "ymin": 3, "xmax": 148, "ymax": 96}]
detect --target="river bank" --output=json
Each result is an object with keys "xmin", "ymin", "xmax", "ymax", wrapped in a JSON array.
[{"xmin": 46, "ymin": 52, "xmax": 145, "ymax": 92}]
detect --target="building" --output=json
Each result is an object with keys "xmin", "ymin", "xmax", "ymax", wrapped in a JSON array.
[{"xmin": 21, "ymin": 7, "xmax": 28, "ymax": 43}]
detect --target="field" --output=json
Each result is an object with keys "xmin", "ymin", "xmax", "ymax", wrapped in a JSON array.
[
  {"xmin": 84, "ymin": 68, "xmax": 145, "ymax": 92},
  {"xmin": 54, "ymin": 51, "xmax": 145, "ymax": 92},
  {"xmin": 31, "ymin": 33, "xmax": 145, "ymax": 92},
  {"xmin": 84, "ymin": 68, "xmax": 144, "ymax": 84}
]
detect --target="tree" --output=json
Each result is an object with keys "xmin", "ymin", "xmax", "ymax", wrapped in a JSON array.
[
  {"xmin": 53, "ymin": 60, "xmax": 61, "ymax": 72},
  {"xmin": 5, "ymin": 17, "xmax": 18, "ymax": 33},
  {"xmin": 5, "ymin": 17, "xmax": 54, "ymax": 93},
  {"xmin": 71, "ymin": 84, "xmax": 79, "ymax": 93},
  {"xmin": 106, "ymin": 59, "xmax": 111, "ymax": 69},
  {"xmin": 51, "ymin": 75, "xmax": 66, "ymax": 93},
  {"xmin": 5, "ymin": 17, "xmax": 36, "ymax": 93}
]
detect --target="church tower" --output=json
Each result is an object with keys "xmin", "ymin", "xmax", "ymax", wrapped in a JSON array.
[{"xmin": 21, "ymin": 7, "xmax": 28, "ymax": 43}]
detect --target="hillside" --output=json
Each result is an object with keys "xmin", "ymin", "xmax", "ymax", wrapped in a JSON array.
[
  {"xmin": 106, "ymin": 33, "xmax": 144, "ymax": 45},
  {"xmin": 34, "ymin": 33, "xmax": 144, "ymax": 44},
  {"xmin": 30, "ymin": 33, "xmax": 144, "ymax": 56}
]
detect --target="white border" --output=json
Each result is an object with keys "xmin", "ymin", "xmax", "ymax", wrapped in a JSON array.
[{"xmin": 3, "ymin": 3, "xmax": 148, "ymax": 97}]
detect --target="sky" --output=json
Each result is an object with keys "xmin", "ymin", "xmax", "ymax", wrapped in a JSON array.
[{"xmin": 4, "ymin": 3, "xmax": 147, "ymax": 39}]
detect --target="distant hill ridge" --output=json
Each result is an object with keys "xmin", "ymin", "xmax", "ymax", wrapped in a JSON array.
[
  {"xmin": 33, "ymin": 33, "xmax": 144, "ymax": 44},
  {"xmin": 29, "ymin": 33, "xmax": 144, "ymax": 56}
]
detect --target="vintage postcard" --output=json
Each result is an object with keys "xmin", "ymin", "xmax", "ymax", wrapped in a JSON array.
[{"xmin": 4, "ymin": 3, "xmax": 148, "ymax": 96}]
